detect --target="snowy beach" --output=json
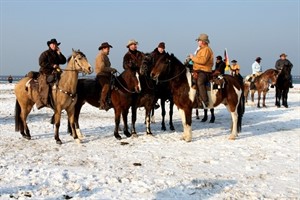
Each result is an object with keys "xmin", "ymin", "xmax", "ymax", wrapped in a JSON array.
[{"xmin": 0, "ymin": 83, "xmax": 299, "ymax": 200}]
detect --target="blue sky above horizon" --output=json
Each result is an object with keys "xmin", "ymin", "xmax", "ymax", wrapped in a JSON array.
[{"xmin": 1, "ymin": 0, "xmax": 299, "ymax": 76}]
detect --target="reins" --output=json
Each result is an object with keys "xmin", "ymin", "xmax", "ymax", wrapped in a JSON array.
[
  {"xmin": 155, "ymin": 62, "xmax": 187, "ymax": 84},
  {"xmin": 114, "ymin": 71, "xmax": 140, "ymax": 93}
]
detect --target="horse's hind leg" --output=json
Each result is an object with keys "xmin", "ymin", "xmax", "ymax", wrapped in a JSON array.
[
  {"xmin": 195, "ymin": 109, "xmax": 200, "ymax": 119},
  {"xmin": 161, "ymin": 99, "xmax": 166, "ymax": 131},
  {"xmin": 201, "ymin": 109, "xmax": 208, "ymax": 122},
  {"xmin": 145, "ymin": 107, "xmax": 153, "ymax": 135},
  {"xmin": 262, "ymin": 92, "xmax": 267, "ymax": 107},
  {"xmin": 209, "ymin": 108, "xmax": 215, "ymax": 123},
  {"xmin": 228, "ymin": 111, "xmax": 238, "ymax": 140},
  {"xmin": 122, "ymin": 109, "xmax": 131, "ymax": 138},
  {"xmin": 66, "ymin": 108, "xmax": 81, "ymax": 143},
  {"xmin": 53, "ymin": 111, "xmax": 62, "ymax": 144},
  {"xmin": 130, "ymin": 106, "xmax": 138, "ymax": 137}
]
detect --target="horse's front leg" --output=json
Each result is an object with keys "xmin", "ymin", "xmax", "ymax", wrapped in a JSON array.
[
  {"xmin": 209, "ymin": 108, "xmax": 215, "ymax": 123},
  {"xmin": 145, "ymin": 107, "xmax": 152, "ymax": 135},
  {"xmin": 169, "ymin": 100, "xmax": 175, "ymax": 131},
  {"xmin": 257, "ymin": 92, "xmax": 261, "ymax": 108},
  {"xmin": 113, "ymin": 108, "xmax": 122, "ymax": 140},
  {"xmin": 66, "ymin": 108, "xmax": 81, "ymax": 143},
  {"xmin": 195, "ymin": 109, "xmax": 200, "ymax": 119},
  {"xmin": 161, "ymin": 99, "xmax": 166, "ymax": 131},
  {"xmin": 21, "ymin": 107, "xmax": 32, "ymax": 140},
  {"xmin": 122, "ymin": 108, "xmax": 131, "ymax": 138},
  {"xmin": 201, "ymin": 109, "xmax": 208, "ymax": 122},
  {"xmin": 262, "ymin": 91, "xmax": 267, "ymax": 107},
  {"xmin": 130, "ymin": 106, "xmax": 138, "ymax": 137},
  {"xmin": 283, "ymin": 91, "xmax": 288, "ymax": 108},
  {"xmin": 54, "ymin": 110, "xmax": 62, "ymax": 145},
  {"xmin": 178, "ymin": 108, "xmax": 192, "ymax": 142},
  {"xmin": 250, "ymin": 90, "xmax": 255, "ymax": 103}
]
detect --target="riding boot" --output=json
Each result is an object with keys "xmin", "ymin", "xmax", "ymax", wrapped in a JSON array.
[{"xmin": 99, "ymin": 84, "xmax": 110, "ymax": 111}]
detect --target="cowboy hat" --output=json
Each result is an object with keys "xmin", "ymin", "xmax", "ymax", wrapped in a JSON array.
[
  {"xmin": 47, "ymin": 38, "xmax": 61, "ymax": 46},
  {"xmin": 126, "ymin": 39, "xmax": 138, "ymax": 48},
  {"xmin": 195, "ymin": 33, "xmax": 210, "ymax": 43},
  {"xmin": 98, "ymin": 42, "xmax": 113, "ymax": 50}
]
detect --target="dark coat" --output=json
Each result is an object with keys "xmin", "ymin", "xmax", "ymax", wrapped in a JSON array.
[
  {"xmin": 39, "ymin": 48, "xmax": 66, "ymax": 75},
  {"xmin": 214, "ymin": 60, "xmax": 226, "ymax": 75},
  {"xmin": 123, "ymin": 50, "xmax": 144, "ymax": 70},
  {"xmin": 275, "ymin": 59, "xmax": 293, "ymax": 71}
]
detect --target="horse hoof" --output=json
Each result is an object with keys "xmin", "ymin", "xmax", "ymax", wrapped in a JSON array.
[
  {"xmin": 209, "ymin": 119, "xmax": 215, "ymax": 123},
  {"xmin": 181, "ymin": 135, "xmax": 192, "ymax": 142},
  {"xmin": 131, "ymin": 133, "xmax": 138, "ymax": 138},
  {"xmin": 56, "ymin": 140, "xmax": 63, "ymax": 145},
  {"xmin": 196, "ymin": 116, "xmax": 200, "ymax": 120},
  {"xmin": 75, "ymin": 138, "xmax": 81, "ymax": 144},
  {"xmin": 124, "ymin": 131, "xmax": 132, "ymax": 138},
  {"xmin": 228, "ymin": 136, "xmax": 236, "ymax": 140},
  {"xmin": 23, "ymin": 135, "xmax": 31, "ymax": 140},
  {"xmin": 201, "ymin": 118, "xmax": 207, "ymax": 122},
  {"xmin": 161, "ymin": 126, "xmax": 166, "ymax": 131},
  {"xmin": 170, "ymin": 126, "xmax": 175, "ymax": 131},
  {"xmin": 115, "ymin": 135, "xmax": 122, "ymax": 140}
]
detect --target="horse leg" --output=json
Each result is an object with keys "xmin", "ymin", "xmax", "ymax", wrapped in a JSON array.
[
  {"xmin": 276, "ymin": 89, "xmax": 281, "ymax": 107},
  {"xmin": 53, "ymin": 110, "xmax": 62, "ymax": 144},
  {"xmin": 169, "ymin": 99, "xmax": 175, "ymax": 131},
  {"xmin": 251, "ymin": 90, "xmax": 255, "ymax": 103},
  {"xmin": 150, "ymin": 107, "xmax": 155, "ymax": 123},
  {"xmin": 66, "ymin": 108, "xmax": 81, "ymax": 143},
  {"xmin": 195, "ymin": 109, "xmax": 200, "ymax": 119},
  {"xmin": 161, "ymin": 99, "xmax": 166, "ymax": 131},
  {"xmin": 178, "ymin": 108, "xmax": 192, "ymax": 142},
  {"xmin": 145, "ymin": 107, "xmax": 153, "ymax": 135},
  {"xmin": 73, "ymin": 104, "xmax": 84, "ymax": 140},
  {"xmin": 130, "ymin": 106, "xmax": 138, "ymax": 137},
  {"xmin": 201, "ymin": 109, "xmax": 208, "ymax": 122},
  {"xmin": 113, "ymin": 108, "xmax": 122, "ymax": 140},
  {"xmin": 257, "ymin": 92, "xmax": 261, "ymax": 108},
  {"xmin": 209, "ymin": 108, "xmax": 215, "ymax": 123},
  {"xmin": 228, "ymin": 110, "xmax": 238, "ymax": 140},
  {"xmin": 16, "ymin": 100, "xmax": 32, "ymax": 140},
  {"xmin": 122, "ymin": 109, "xmax": 131, "ymax": 138},
  {"xmin": 283, "ymin": 90, "xmax": 288, "ymax": 108},
  {"xmin": 262, "ymin": 92, "xmax": 267, "ymax": 107}
]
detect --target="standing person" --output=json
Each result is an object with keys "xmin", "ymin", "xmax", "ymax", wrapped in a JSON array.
[
  {"xmin": 214, "ymin": 55, "xmax": 226, "ymax": 75},
  {"xmin": 95, "ymin": 42, "xmax": 117, "ymax": 111},
  {"xmin": 37, "ymin": 38, "xmax": 66, "ymax": 109},
  {"xmin": 189, "ymin": 33, "xmax": 214, "ymax": 107},
  {"xmin": 7, "ymin": 75, "xmax": 13, "ymax": 83},
  {"xmin": 275, "ymin": 53, "xmax": 293, "ymax": 88},
  {"xmin": 123, "ymin": 39, "xmax": 144, "ymax": 70}
]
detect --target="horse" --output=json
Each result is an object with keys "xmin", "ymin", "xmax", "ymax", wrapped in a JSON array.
[
  {"xmin": 244, "ymin": 69, "xmax": 279, "ymax": 107},
  {"xmin": 14, "ymin": 49, "xmax": 93, "ymax": 144},
  {"xmin": 150, "ymin": 53, "xmax": 245, "ymax": 142},
  {"xmin": 275, "ymin": 65, "xmax": 291, "ymax": 108},
  {"xmin": 67, "ymin": 68, "xmax": 141, "ymax": 140},
  {"xmin": 141, "ymin": 53, "xmax": 175, "ymax": 131}
]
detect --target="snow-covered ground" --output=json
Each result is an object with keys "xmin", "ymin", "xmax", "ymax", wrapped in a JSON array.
[{"xmin": 0, "ymin": 83, "xmax": 299, "ymax": 200}]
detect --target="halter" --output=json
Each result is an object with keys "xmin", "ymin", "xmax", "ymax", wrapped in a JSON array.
[
  {"xmin": 154, "ymin": 59, "xmax": 187, "ymax": 84},
  {"xmin": 114, "ymin": 71, "xmax": 140, "ymax": 93}
]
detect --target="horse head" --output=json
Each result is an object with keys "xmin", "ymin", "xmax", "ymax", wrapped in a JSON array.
[
  {"xmin": 140, "ymin": 53, "xmax": 153, "ymax": 76},
  {"xmin": 68, "ymin": 49, "xmax": 93, "ymax": 75},
  {"xmin": 119, "ymin": 68, "xmax": 141, "ymax": 93},
  {"xmin": 150, "ymin": 53, "xmax": 172, "ymax": 81}
]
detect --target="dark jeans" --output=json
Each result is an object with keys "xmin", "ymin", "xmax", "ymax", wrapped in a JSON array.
[{"xmin": 196, "ymin": 71, "xmax": 209, "ymax": 104}]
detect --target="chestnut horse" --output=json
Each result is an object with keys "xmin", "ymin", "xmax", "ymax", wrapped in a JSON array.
[
  {"xmin": 275, "ymin": 65, "xmax": 291, "ymax": 108},
  {"xmin": 67, "ymin": 68, "xmax": 141, "ymax": 140},
  {"xmin": 14, "ymin": 49, "xmax": 92, "ymax": 144},
  {"xmin": 150, "ymin": 53, "xmax": 245, "ymax": 142},
  {"xmin": 140, "ymin": 53, "xmax": 175, "ymax": 131},
  {"xmin": 244, "ymin": 69, "xmax": 279, "ymax": 107}
]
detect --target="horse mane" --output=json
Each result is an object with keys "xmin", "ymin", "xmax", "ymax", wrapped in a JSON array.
[{"xmin": 67, "ymin": 50, "xmax": 86, "ymax": 63}]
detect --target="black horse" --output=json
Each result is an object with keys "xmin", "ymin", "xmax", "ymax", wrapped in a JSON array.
[
  {"xmin": 275, "ymin": 65, "xmax": 292, "ymax": 108},
  {"xmin": 141, "ymin": 53, "xmax": 175, "ymax": 131}
]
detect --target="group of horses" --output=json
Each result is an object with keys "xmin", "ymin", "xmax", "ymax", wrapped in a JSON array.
[{"xmin": 14, "ymin": 49, "xmax": 291, "ymax": 144}]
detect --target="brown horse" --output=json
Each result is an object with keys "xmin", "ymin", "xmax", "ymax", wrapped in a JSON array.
[
  {"xmin": 244, "ymin": 69, "xmax": 279, "ymax": 107},
  {"xmin": 140, "ymin": 53, "xmax": 175, "ymax": 131},
  {"xmin": 14, "ymin": 49, "xmax": 92, "ymax": 144},
  {"xmin": 68, "ymin": 68, "xmax": 141, "ymax": 140},
  {"xmin": 150, "ymin": 53, "xmax": 245, "ymax": 142}
]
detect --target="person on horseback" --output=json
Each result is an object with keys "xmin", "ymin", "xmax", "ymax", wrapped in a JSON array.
[
  {"xmin": 95, "ymin": 42, "xmax": 117, "ymax": 111},
  {"xmin": 189, "ymin": 33, "xmax": 214, "ymax": 108},
  {"xmin": 250, "ymin": 57, "xmax": 262, "ymax": 89},
  {"xmin": 37, "ymin": 38, "xmax": 66, "ymax": 109},
  {"xmin": 230, "ymin": 60, "xmax": 244, "ymax": 86},
  {"xmin": 123, "ymin": 39, "xmax": 144, "ymax": 70},
  {"xmin": 214, "ymin": 55, "xmax": 226, "ymax": 75},
  {"xmin": 151, "ymin": 42, "xmax": 167, "ymax": 109},
  {"xmin": 275, "ymin": 53, "xmax": 293, "ymax": 88}
]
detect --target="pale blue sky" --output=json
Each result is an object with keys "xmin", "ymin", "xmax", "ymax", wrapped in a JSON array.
[{"xmin": 1, "ymin": 0, "xmax": 299, "ymax": 76}]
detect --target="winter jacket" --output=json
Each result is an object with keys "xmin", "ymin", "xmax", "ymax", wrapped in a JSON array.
[
  {"xmin": 39, "ymin": 48, "xmax": 66, "ymax": 75},
  {"xmin": 192, "ymin": 46, "xmax": 214, "ymax": 72},
  {"xmin": 123, "ymin": 50, "xmax": 144, "ymax": 70},
  {"xmin": 95, "ymin": 51, "xmax": 115, "ymax": 76},
  {"xmin": 275, "ymin": 59, "xmax": 293, "ymax": 71}
]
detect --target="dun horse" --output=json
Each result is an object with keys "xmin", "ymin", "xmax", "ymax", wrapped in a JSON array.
[
  {"xmin": 68, "ymin": 68, "xmax": 141, "ymax": 140},
  {"xmin": 141, "ymin": 53, "xmax": 175, "ymax": 131},
  {"xmin": 150, "ymin": 53, "xmax": 245, "ymax": 142},
  {"xmin": 275, "ymin": 65, "xmax": 291, "ymax": 108},
  {"xmin": 244, "ymin": 69, "xmax": 279, "ymax": 107},
  {"xmin": 15, "ymin": 49, "xmax": 92, "ymax": 144}
]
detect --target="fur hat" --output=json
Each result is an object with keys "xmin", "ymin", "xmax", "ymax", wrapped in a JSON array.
[
  {"xmin": 126, "ymin": 39, "xmax": 138, "ymax": 48},
  {"xmin": 231, "ymin": 60, "xmax": 237, "ymax": 63},
  {"xmin": 280, "ymin": 53, "xmax": 287, "ymax": 57},
  {"xmin": 98, "ymin": 42, "xmax": 113, "ymax": 50},
  {"xmin": 47, "ymin": 38, "xmax": 60, "ymax": 46},
  {"xmin": 158, "ymin": 42, "xmax": 165, "ymax": 49},
  {"xmin": 195, "ymin": 33, "xmax": 210, "ymax": 43}
]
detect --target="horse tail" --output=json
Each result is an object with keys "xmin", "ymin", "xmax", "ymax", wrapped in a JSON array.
[
  {"xmin": 15, "ymin": 100, "xmax": 21, "ymax": 132},
  {"xmin": 237, "ymin": 89, "xmax": 245, "ymax": 133}
]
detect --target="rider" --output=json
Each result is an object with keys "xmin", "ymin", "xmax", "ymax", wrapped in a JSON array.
[
  {"xmin": 151, "ymin": 42, "xmax": 167, "ymax": 109},
  {"xmin": 37, "ymin": 38, "xmax": 66, "ymax": 109},
  {"xmin": 250, "ymin": 57, "xmax": 262, "ymax": 89},
  {"xmin": 275, "ymin": 53, "xmax": 293, "ymax": 88},
  {"xmin": 214, "ymin": 55, "xmax": 226, "ymax": 75},
  {"xmin": 123, "ymin": 39, "xmax": 144, "ymax": 70},
  {"xmin": 95, "ymin": 42, "xmax": 117, "ymax": 111},
  {"xmin": 189, "ymin": 33, "xmax": 214, "ymax": 108}
]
